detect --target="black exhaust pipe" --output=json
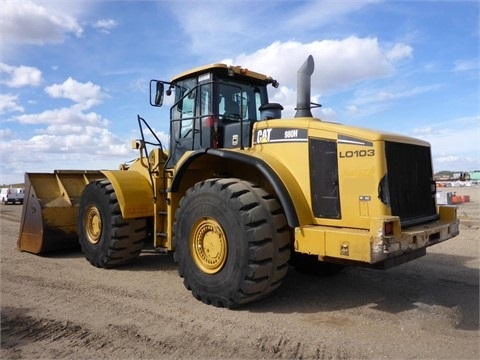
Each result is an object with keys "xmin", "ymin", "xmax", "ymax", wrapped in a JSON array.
[{"xmin": 295, "ymin": 55, "xmax": 315, "ymax": 118}]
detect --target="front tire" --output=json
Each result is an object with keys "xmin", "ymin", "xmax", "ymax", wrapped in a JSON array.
[
  {"xmin": 78, "ymin": 179, "xmax": 147, "ymax": 268},
  {"xmin": 174, "ymin": 178, "xmax": 291, "ymax": 308}
]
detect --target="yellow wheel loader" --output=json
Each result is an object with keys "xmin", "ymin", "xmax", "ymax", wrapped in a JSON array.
[{"xmin": 18, "ymin": 56, "xmax": 459, "ymax": 307}]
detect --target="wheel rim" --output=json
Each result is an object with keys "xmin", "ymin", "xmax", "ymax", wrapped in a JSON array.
[
  {"xmin": 84, "ymin": 205, "xmax": 102, "ymax": 245},
  {"xmin": 190, "ymin": 217, "xmax": 227, "ymax": 274}
]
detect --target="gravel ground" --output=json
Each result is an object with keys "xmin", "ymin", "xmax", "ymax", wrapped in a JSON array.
[{"xmin": 1, "ymin": 186, "xmax": 479, "ymax": 359}]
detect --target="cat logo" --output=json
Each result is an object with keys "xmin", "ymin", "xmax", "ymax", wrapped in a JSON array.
[
  {"xmin": 254, "ymin": 128, "xmax": 308, "ymax": 144},
  {"xmin": 256, "ymin": 128, "xmax": 273, "ymax": 143}
]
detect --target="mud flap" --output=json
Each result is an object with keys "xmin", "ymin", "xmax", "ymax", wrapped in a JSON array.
[{"xmin": 18, "ymin": 170, "xmax": 103, "ymax": 254}]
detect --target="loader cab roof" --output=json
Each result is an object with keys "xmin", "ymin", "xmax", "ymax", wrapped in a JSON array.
[{"xmin": 171, "ymin": 63, "xmax": 277, "ymax": 86}]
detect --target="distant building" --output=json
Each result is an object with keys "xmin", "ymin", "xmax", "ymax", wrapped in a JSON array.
[{"xmin": 469, "ymin": 171, "xmax": 480, "ymax": 181}]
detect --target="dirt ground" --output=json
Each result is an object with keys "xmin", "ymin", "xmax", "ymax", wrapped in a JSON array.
[{"xmin": 1, "ymin": 186, "xmax": 479, "ymax": 359}]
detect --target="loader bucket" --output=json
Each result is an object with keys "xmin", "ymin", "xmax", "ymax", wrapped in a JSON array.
[{"xmin": 18, "ymin": 170, "xmax": 103, "ymax": 254}]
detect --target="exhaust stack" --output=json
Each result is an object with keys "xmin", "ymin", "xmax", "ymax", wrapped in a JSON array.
[{"xmin": 294, "ymin": 55, "xmax": 315, "ymax": 118}]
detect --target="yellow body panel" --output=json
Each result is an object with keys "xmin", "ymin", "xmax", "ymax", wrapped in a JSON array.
[
  {"xmin": 294, "ymin": 207, "xmax": 459, "ymax": 265},
  {"xmin": 233, "ymin": 117, "xmax": 458, "ymax": 266},
  {"xmin": 234, "ymin": 147, "xmax": 314, "ymax": 225},
  {"xmin": 251, "ymin": 118, "xmax": 391, "ymax": 229},
  {"xmin": 101, "ymin": 170, "xmax": 154, "ymax": 219}
]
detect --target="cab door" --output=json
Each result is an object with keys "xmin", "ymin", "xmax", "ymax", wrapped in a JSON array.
[{"xmin": 169, "ymin": 79, "xmax": 213, "ymax": 165}]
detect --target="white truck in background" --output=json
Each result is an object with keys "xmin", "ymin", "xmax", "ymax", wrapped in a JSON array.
[{"xmin": 0, "ymin": 187, "xmax": 25, "ymax": 205}]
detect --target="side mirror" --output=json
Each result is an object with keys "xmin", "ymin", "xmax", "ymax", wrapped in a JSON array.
[
  {"xmin": 155, "ymin": 81, "xmax": 164, "ymax": 106},
  {"xmin": 150, "ymin": 80, "xmax": 164, "ymax": 107}
]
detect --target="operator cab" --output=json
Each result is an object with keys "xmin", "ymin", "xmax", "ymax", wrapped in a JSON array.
[{"xmin": 151, "ymin": 64, "xmax": 279, "ymax": 166}]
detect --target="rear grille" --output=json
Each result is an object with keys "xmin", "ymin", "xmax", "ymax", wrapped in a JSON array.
[{"xmin": 384, "ymin": 142, "xmax": 437, "ymax": 227}]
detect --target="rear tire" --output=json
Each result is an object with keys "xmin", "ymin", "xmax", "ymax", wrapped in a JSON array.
[
  {"xmin": 78, "ymin": 179, "xmax": 147, "ymax": 268},
  {"xmin": 173, "ymin": 178, "xmax": 291, "ymax": 307}
]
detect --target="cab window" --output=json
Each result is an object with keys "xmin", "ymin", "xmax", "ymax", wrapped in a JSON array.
[
  {"xmin": 218, "ymin": 83, "xmax": 263, "ymax": 122},
  {"xmin": 172, "ymin": 78, "xmax": 197, "ymax": 139}
]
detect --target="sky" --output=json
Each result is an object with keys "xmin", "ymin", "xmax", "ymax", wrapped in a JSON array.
[{"xmin": 1, "ymin": 0, "xmax": 479, "ymax": 185}]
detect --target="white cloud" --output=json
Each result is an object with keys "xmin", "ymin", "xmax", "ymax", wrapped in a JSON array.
[
  {"xmin": 1, "ymin": 71, "xmax": 126, "ymax": 183},
  {"xmin": 44, "ymin": 77, "xmax": 106, "ymax": 108},
  {"xmin": 0, "ymin": 128, "xmax": 13, "ymax": 140},
  {"xmin": 346, "ymin": 105, "xmax": 359, "ymax": 114},
  {"xmin": 169, "ymin": 0, "xmax": 383, "ymax": 55},
  {"xmin": 223, "ymin": 34, "xmax": 414, "ymax": 122},
  {"xmin": 453, "ymin": 59, "xmax": 479, "ymax": 72},
  {"xmin": 92, "ymin": 19, "xmax": 118, "ymax": 33},
  {"xmin": 25, "ymin": 129, "xmax": 129, "ymax": 155},
  {"xmin": 411, "ymin": 116, "xmax": 480, "ymax": 172},
  {"xmin": 436, "ymin": 154, "xmax": 462, "ymax": 164},
  {"xmin": 0, "ymin": 63, "xmax": 43, "ymax": 88},
  {"xmin": 0, "ymin": 133, "xmax": 134, "ymax": 180},
  {"xmin": 229, "ymin": 37, "xmax": 397, "ymax": 91},
  {"xmin": 269, "ymin": 86, "xmax": 296, "ymax": 117},
  {"xmin": 413, "ymin": 126, "xmax": 441, "ymax": 136},
  {"xmin": 1, "ymin": 109, "xmax": 133, "ymax": 181},
  {"xmin": 286, "ymin": 0, "xmax": 383, "ymax": 28},
  {"xmin": 318, "ymin": 107, "xmax": 338, "ymax": 122},
  {"xmin": 168, "ymin": 2, "xmax": 248, "ymax": 53},
  {"xmin": 350, "ymin": 84, "xmax": 441, "ymax": 108},
  {"xmin": 0, "ymin": 0, "xmax": 83, "ymax": 46},
  {"xmin": 0, "ymin": 94, "xmax": 24, "ymax": 114},
  {"xmin": 433, "ymin": 154, "xmax": 477, "ymax": 172},
  {"xmin": 386, "ymin": 43, "xmax": 413, "ymax": 62},
  {"xmin": 16, "ymin": 106, "xmax": 108, "ymax": 128}
]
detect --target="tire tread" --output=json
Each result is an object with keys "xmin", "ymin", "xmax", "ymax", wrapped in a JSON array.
[
  {"xmin": 174, "ymin": 178, "xmax": 291, "ymax": 307},
  {"xmin": 78, "ymin": 179, "xmax": 147, "ymax": 268}
]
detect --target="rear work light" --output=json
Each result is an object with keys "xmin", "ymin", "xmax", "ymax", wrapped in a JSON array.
[{"xmin": 384, "ymin": 221, "xmax": 394, "ymax": 236}]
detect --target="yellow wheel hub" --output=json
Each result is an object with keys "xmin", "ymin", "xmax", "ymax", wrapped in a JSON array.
[
  {"xmin": 85, "ymin": 206, "xmax": 102, "ymax": 245},
  {"xmin": 190, "ymin": 217, "xmax": 227, "ymax": 274}
]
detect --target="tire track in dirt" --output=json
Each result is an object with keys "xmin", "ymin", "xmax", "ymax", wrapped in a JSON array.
[
  {"xmin": 2, "ymin": 305, "xmax": 359, "ymax": 360},
  {"xmin": 1, "ymin": 307, "xmax": 177, "ymax": 359},
  {"xmin": 2, "ymin": 193, "xmax": 479, "ymax": 359}
]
